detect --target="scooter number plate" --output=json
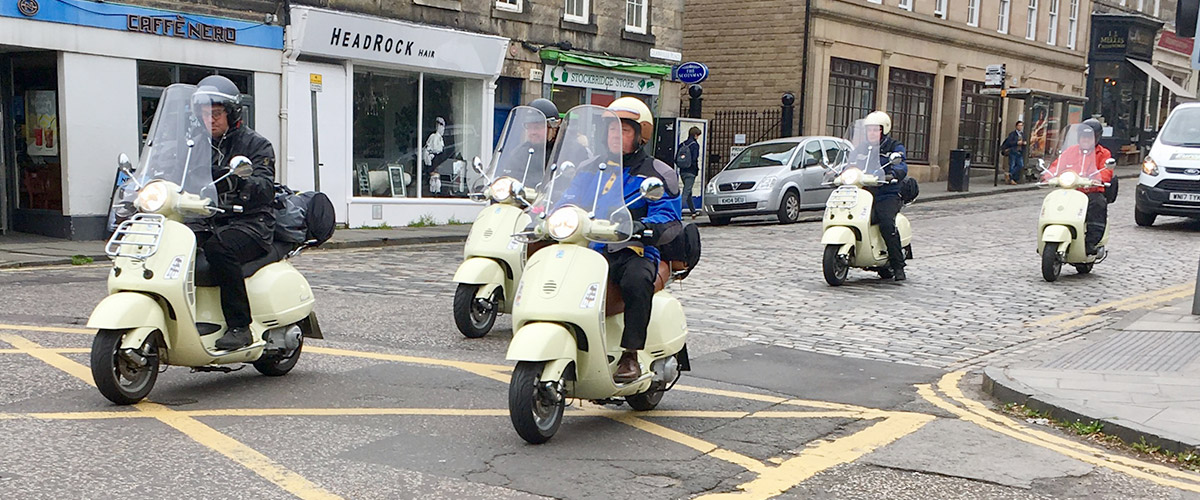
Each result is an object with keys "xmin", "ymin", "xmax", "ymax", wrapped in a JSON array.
[{"xmin": 1168, "ymin": 192, "xmax": 1200, "ymax": 202}]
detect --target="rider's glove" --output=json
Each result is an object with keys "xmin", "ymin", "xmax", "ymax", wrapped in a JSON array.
[
  {"xmin": 216, "ymin": 173, "xmax": 241, "ymax": 195},
  {"xmin": 631, "ymin": 221, "xmax": 654, "ymax": 240}
]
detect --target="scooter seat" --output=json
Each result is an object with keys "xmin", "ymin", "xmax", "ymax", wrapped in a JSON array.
[
  {"xmin": 604, "ymin": 260, "xmax": 674, "ymax": 317},
  {"xmin": 194, "ymin": 240, "xmax": 295, "ymax": 287}
]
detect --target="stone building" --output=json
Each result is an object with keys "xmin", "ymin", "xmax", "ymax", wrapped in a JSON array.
[
  {"xmin": 684, "ymin": 0, "xmax": 1095, "ymax": 182},
  {"xmin": 1, "ymin": 0, "xmax": 684, "ymax": 237}
]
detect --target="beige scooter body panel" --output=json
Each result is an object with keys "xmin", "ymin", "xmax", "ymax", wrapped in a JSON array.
[
  {"xmin": 91, "ymin": 217, "xmax": 315, "ymax": 367},
  {"xmin": 822, "ymin": 186, "xmax": 912, "ymax": 268},
  {"xmin": 1037, "ymin": 188, "xmax": 1110, "ymax": 264},
  {"xmin": 455, "ymin": 202, "xmax": 531, "ymax": 314},
  {"xmin": 510, "ymin": 243, "xmax": 685, "ymax": 400}
]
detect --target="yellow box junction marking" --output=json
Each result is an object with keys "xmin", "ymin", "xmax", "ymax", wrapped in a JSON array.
[{"xmin": 919, "ymin": 371, "xmax": 1200, "ymax": 493}]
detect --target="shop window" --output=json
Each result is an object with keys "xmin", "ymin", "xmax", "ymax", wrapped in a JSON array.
[
  {"xmin": 958, "ymin": 80, "xmax": 1000, "ymax": 166},
  {"xmin": 496, "ymin": 0, "xmax": 522, "ymax": 13},
  {"xmin": 826, "ymin": 58, "xmax": 877, "ymax": 137},
  {"xmin": 10, "ymin": 54, "xmax": 62, "ymax": 212},
  {"xmin": 589, "ymin": 90, "xmax": 616, "ymax": 107},
  {"xmin": 564, "ymin": 0, "xmax": 589, "ymax": 24},
  {"xmin": 550, "ymin": 86, "xmax": 584, "ymax": 113},
  {"xmin": 352, "ymin": 70, "xmax": 483, "ymax": 199},
  {"xmin": 886, "ymin": 68, "xmax": 933, "ymax": 163},
  {"xmin": 626, "ymin": 0, "xmax": 649, "ymax": 33},
  {"xmin": 136, "ymin": 62, "xmax": 254, "ymax": 149}
]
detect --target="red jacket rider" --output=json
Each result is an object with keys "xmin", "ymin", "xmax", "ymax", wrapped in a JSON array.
[{"xmin": 1045, "ymin": 131, "xmax": 1113, "ymax": 194}]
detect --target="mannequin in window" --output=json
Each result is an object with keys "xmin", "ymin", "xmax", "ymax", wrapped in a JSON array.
[{"xmin": 423, "ymin": 116, "xmax": 446, "ymax": 196}]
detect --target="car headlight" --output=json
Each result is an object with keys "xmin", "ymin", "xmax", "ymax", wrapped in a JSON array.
[
  {"xmin": 706, "ymin": 179, "xmax": 718, "ymax": 194},
  {"xmin": 1142, "ymin": 157, "xmax": 1159, "ymax": 176},
  {"xmin": 136, "ymin": 181, "xmax": 170, "ymax": 213},
  {"xmin": 1058, "ymin": 171, "xmax": 1079, "ymax": 188},
  {"xmin": 837, "ymin": 168, "xmax": 862, "ymax": 186},
  {"xmin": 490, "ymin": 177, "xmax": 515, "ymax": 202},
  {"xmin": 547, "ymin": 208, "xmax": 581, "ymax": 240},
  {"xmin": 757, "ymin": 176, "xmax": 777, "ymax": 191}
]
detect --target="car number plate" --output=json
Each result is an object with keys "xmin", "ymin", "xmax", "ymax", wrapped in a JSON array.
[
  {"xmin": 718, "ymin": 196, "xmax": 745, "ymax": 204},
  {"xmin": 1169, "ymin": 192, "xmax": 1200, "ymax": 202}
]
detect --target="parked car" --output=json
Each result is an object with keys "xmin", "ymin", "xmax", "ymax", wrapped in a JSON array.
[
  {"xmin": 1137, "ymin": 103, "xmax": 1200, "ymax": 226},
  {"xmin": 702, "ymin": 136, "xmax": 849, "ymax": 224}
]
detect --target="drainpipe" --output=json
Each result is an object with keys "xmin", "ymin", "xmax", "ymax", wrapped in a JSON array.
[
  {"xmin": 799, "ymin": 0, "xmax": 813, "ymax": 135},
  {"xmin": 279, "ymin": 0, "xmax": 294, "ymax": 185}
]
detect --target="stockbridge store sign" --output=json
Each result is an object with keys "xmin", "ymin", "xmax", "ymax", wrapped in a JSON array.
[
  {"xmin": 293, "ymin": 7, "xmax": 508, "ymax": 78},
  {"xmin": 543, "ymin": 65, "xmax": 661, "ymax": 96},
  {"xmin": 0, "ymin": 0, "xmax": 283, "ymax": 50}
]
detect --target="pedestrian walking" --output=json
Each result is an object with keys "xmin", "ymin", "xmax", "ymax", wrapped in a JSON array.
[{"xmin": 1000, "ymin": 120, "xmax": 1026, "ymax": 185}]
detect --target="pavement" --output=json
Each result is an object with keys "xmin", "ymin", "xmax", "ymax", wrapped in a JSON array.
[
  {"xmin": 0, "ymin": 164, "xmax": 1143, "ymax": 269},
  {"xmin": 984, "ymin": 296, "xmax": 1200, "ymax": 454}
]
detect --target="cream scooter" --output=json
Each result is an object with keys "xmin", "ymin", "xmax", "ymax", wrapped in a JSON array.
[
  {"xmin": 87, "ymin": 84, "xmax": 320, "ymax": 405},
  {"xmin": 452, "ymin": 106, "xmax": 547, "ymax": 337},
  {"xmin": 504, "ymin": 105, "xmax": 690, "ymax": 444},
  {"xmin": 1036, "ymin": 124, "xmax": 1114, "ymax": 282},
  {"xmin": 821, "ymin": 121, "xmax": 913, "ymax": 286}
]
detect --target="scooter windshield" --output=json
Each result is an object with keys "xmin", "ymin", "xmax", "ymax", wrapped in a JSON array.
[
  {"xmin": 487, "ymin": 106, "xmax": 548, "ymax": 192},
  {"xmin": 1043, "ymin": 123, "xmax": 1105, "ymax": 180},
  {"xmin": 538, "ymin": 105, "xmax": 633, "ymax": 243},
  {"xmin": 842, "ymin": 119, "xmax": 886, "ymax": 179},
  {"xmin": 115, "ymin": 84, "xmax": 217, "ymax": 219}
]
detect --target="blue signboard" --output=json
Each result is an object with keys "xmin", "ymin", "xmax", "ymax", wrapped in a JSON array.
[
  {"xmin": 1, "ymin": 0, "xmax": 283, "ymax": 50},
  {"xmin": 675, "ymin": 62, "xmax": 709, "ymax": 84}
]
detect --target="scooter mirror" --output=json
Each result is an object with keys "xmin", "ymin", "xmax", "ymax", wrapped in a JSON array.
[
  {"xmin": 1038, "ymin": 159, "xmax": 1047, "ymax": 171},
  {"xmin": 639, "ymin": 177, "xmax": 666, "ymax": 201},
  {"xmin": 472, "ymin": 156, "xmax": 484, "ymax": 175},
  {"xmin": 1104, "ymin": 158, "xmax": 1116, "ymax": 169},
  {"xmin": 117, "ymin": 153, "xmax": 134, "ymax": 174},
  {"xmin": 888, "ymin": 152, "xmax": 903, "ymax": 165},
  {"xmin": 229, "ymin": 155, "xmax": 254, "ymax": 178}
]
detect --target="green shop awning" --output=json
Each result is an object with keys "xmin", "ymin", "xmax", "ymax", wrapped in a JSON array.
[{"xmin": 540, "ymin": 48, "xmax": 672, "ymax": 77}]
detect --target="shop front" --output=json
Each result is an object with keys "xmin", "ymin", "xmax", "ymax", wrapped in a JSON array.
[
  {"xmin": 1086, "ymin": 14, "xmax": 1164, "ymax": 160},
  {"xmin": 539, "ymin": 48, "xmax": 670, "ymax": 116},
  {"xmin": 0, "ymin": 0, "xmax": 283, "ymax": 239},
  {"xmin": 286, "ymin": 6, "xmax": 508, "ymax": 228}
]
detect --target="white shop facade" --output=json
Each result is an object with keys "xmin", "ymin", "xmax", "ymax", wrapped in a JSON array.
[{"xmin": 285, "ymin": 6, "xmax": 509, "ymax": 227}]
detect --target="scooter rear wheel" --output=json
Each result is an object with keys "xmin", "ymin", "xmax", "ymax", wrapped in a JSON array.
[
  {"xmin": 90, "ymin": 329, "xmax": 159, "ymax": 405},
  {"xmin": 253, "ymin": 335, "xmax": 303, "ymax": 376},
  {"xmin": 626, "ymin": 389, "xmax": 664, "ymax": 411},
  {"xmin": 823, "ymin": 245, "xmax": 849, "ymax": 286},
  {"xmin": 1041, "ymin": 245, "xmax": 1062, "ymax": 282},
  {"xmin": 508, "ymin": 361, "xmax": 564, "ymax": 444},
  {"xmin": 454, "ymin": 284, "xmax": 498, "ymax": 338}
]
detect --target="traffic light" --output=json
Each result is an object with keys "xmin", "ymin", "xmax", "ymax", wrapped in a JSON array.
[{"xmin": 1179, "ymin": 0, "xmax": 1198, "ymax": 38}]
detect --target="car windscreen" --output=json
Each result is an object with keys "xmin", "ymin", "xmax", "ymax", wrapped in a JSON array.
[
  {"xmin": 723, "ymin": 143, "xmax": 798, "ymax": 171},
  {"xmin": 1159, "ymin": 107, "xmax": 1200, "ymax": 147}
]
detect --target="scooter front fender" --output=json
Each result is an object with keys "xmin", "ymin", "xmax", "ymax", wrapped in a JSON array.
[
  {"xmin": 87, "ymin": 292, "xmax": 169, "ymax": 349},
  {"xmin": 1041, "ymin": 225, "xmax": 1073, "ymax": 244},
  {"xmin": 821, "ymin": 226, "xmax": 857, "ymax": 254},
  {"xmin": 453, "ymin": 257, "xmax": 507, "ymax": 285},
  {"xmin": 507, "ymin": 322, "xmax": 577, "ymax": 363}
]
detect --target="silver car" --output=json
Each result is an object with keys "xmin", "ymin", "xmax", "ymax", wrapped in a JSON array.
[{"xmin": 702, "ymin": 136, "xmax": 850, "ymax": 224}]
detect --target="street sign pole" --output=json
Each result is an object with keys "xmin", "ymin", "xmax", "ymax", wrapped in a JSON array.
[
  {"xmin": 309, "ymin": 73, "xmax": 323, "ymax": 192},
  {"xmin": 1193, "ymin": 255, "xmax": 1200, "ymax": 315}
]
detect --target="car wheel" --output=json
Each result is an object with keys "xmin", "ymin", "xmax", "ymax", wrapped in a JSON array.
[
  {"xmin": 1134, "ymin": 209, "xmax": 1157, "ymax": 227},
  {"xmin": 777, "ymin": 190, "xmax": 801, "ymax": 224},
  {"xmin": 708, "ymin": 216, "xmax": 731, "ymax": 226}
]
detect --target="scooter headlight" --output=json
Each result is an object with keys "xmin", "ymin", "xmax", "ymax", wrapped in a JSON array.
[
  {"xmin": 838, "ymin": 168, "xmax": 862, "ymax": 186},
  {"xmin": 136, "ymin": 181, "xmax": 170, "ymax": 213},
  {"xmin": 1057, "ymin": 171, "xmax": 1079, "ymax": 188},
  {"xmin": 547, "ymin": 207, "xmax": 581, "ymax": 240},
  {"xmin": 490, "ymin": 177, "xmax": 516, "ymax": 203}
]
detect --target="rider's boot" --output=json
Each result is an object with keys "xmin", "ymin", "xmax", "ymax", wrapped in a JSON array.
[
  {"xmin": 614, "ymin": 350, "xmax": 641, "ymax": 383},
  {"xmin": 892, "ymin": 265, "xmax": 907, "ymax": 282},
  {"xmin": 215, "ymin": 326, "xmax": 252, "ymax": 350}
]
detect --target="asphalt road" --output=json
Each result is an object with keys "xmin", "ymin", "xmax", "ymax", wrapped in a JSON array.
[{"xmin": 1, "ymin": 188, "xmax": 1199, "ymax": 499}]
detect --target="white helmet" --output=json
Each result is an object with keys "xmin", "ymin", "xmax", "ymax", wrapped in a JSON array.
[{"xmin": 864, "ymin": 111, "xmax": 891, "ymax": 136}]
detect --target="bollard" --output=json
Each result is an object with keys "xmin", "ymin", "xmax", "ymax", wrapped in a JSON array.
[{"xmin": 1193, "ymin": 255, "xmax": 1200, "ymax": 315}]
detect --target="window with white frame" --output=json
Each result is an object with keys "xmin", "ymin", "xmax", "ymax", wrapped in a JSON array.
[
  {"xmin": 1067, "ymin": 0, "xmax": 1078, "ymax": 49},
  {"xmin": 899, "ymin": 0, "xmax": 913, "ymax": 11},
  {"xmin": 1137, "ymin": 0, "xmax": 1145, "ymax": 11},
  {"xmin": 1154, "ymin": 0, "xmax": 1161, "ymax": 17},
  {"xmin": 1026, "ymin": 0, "xmax": 1038, "ymax": 40},
  {"xmin": 934, "ymin": 0, "xmax": 947, "ymax": 17},
  {"xmin": 999, "ymin": 0, "xmax": 1011, "ymax": 33},
  {"xmin": 868, "ymin": 0, "xmax": 882, "ymax": 4},
  {"xmin": 564, "ymin": 0, "xmax": 589, "ymax": 24},
  {"xmin": 496, "ymin": 0, "xmax": 522, "ymax": 12},
  {"xmin": 626, "ymin": 0, "xmax": 648, "ymax": 33},
  {"xmin": 968, "ymin": 0, "xmax": 980, "ymax": 26},
  {"xmin": 1047, "ymin": 0, "xmax": 1059, "ymax": 45}
]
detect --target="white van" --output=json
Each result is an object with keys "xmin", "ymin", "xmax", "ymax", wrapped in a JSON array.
[{"xmin": 1137, "ymin": 103, "xmax": 1200, "ymax": 226}]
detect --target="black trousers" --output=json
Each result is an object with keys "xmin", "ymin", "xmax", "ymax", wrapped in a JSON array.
[
  {"xmin": 607, "ymin": 249, "xmax": 657, "ymax": 351},
  {"xmin": 871, "ymin": 196, "xmax": 905, "ymax": 270},
  {"xmin": 197, "ymin": 230, "xmax": 266, "ymax": 328},
  {"xmin": 1085, "ymin": 191, "xmax": 1108, "ymax": 250}
]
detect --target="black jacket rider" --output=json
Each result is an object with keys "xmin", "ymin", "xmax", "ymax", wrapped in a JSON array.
[{"xmin": 205, "ymin": 125, "xmax": 277, "ymax": 249}]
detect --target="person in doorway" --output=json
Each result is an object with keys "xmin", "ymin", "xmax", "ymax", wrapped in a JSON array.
[
  {"xmin": 605, "ymin": 97, "xmax": 683, "ymax": 383},
  {"xmin": 677, "ymin": 127, "xmax": 702, "ymax": 218},
  {"xmin": 850, "ymin": 111, "xmax": 909, "ymax": 281},
  {"xmin": 190, "ymin": 75, "xmax": 278, "ymax": 351},
  {"xmin": 1001, "ymin": 120, "xmax": 1026, "ymax": 185},
  {"xmin": 1045, "ymin": 119, "xmax": 1113, "ymax": 256}
]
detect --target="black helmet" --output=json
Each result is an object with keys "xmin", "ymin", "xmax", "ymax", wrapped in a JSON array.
[
  {"xmin": 529, "ymin": 98, "xmax": 560, "ymax": 126},
  {"xmin": 1081, "ymin": 118, "xmax": 1103, "ymax": 139},
  {"xmin": 193, "ymin": 75, "xmax": 243, "ymax": 124}
]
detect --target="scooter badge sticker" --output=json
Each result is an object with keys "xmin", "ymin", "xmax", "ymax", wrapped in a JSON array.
[
  {"xmin": 555, "ymin": 249, "xmax": 565, "ymax": 259},
  {"xmin": 580, "ymin": 282, "xmax": 600, "ymax": 309},
  {"xmin": 164, "ymin": 255, "xmax": 185, "ymax": 280},
  {"xmin": 494, "ymin": 207, "xmax": 503, "ymax": 214},
  {"xmin": 507, "ymin": 237, "xmax": 521, "ymax": 250},
  {"xmin": 513, "ymin": 281, "xmax": 524, "ymax": 306}
]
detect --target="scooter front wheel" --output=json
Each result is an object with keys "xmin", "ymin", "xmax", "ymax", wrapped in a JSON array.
[
  {"xmin": 508, "ymin": 361, "xmax": 564, "ymax": 444},
  {"xmin": 822, "ymin": 245, "xmax": 850, "ymax": 286},
  {"xmin": 90, "ymin": 329, "xmax": 159, "ymax": 405},
  {"xmin": 453, "ymin": 284, "xmax": 499, "ymax": 338},
  {"xmin": 1041, "ymin": 244, "xmax": 1062, "ymax": 282}
]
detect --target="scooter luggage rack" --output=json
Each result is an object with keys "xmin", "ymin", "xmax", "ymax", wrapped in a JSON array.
[{"xmin": 105, "ymin": 214, "xmax": 166, "ymax": 260}]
